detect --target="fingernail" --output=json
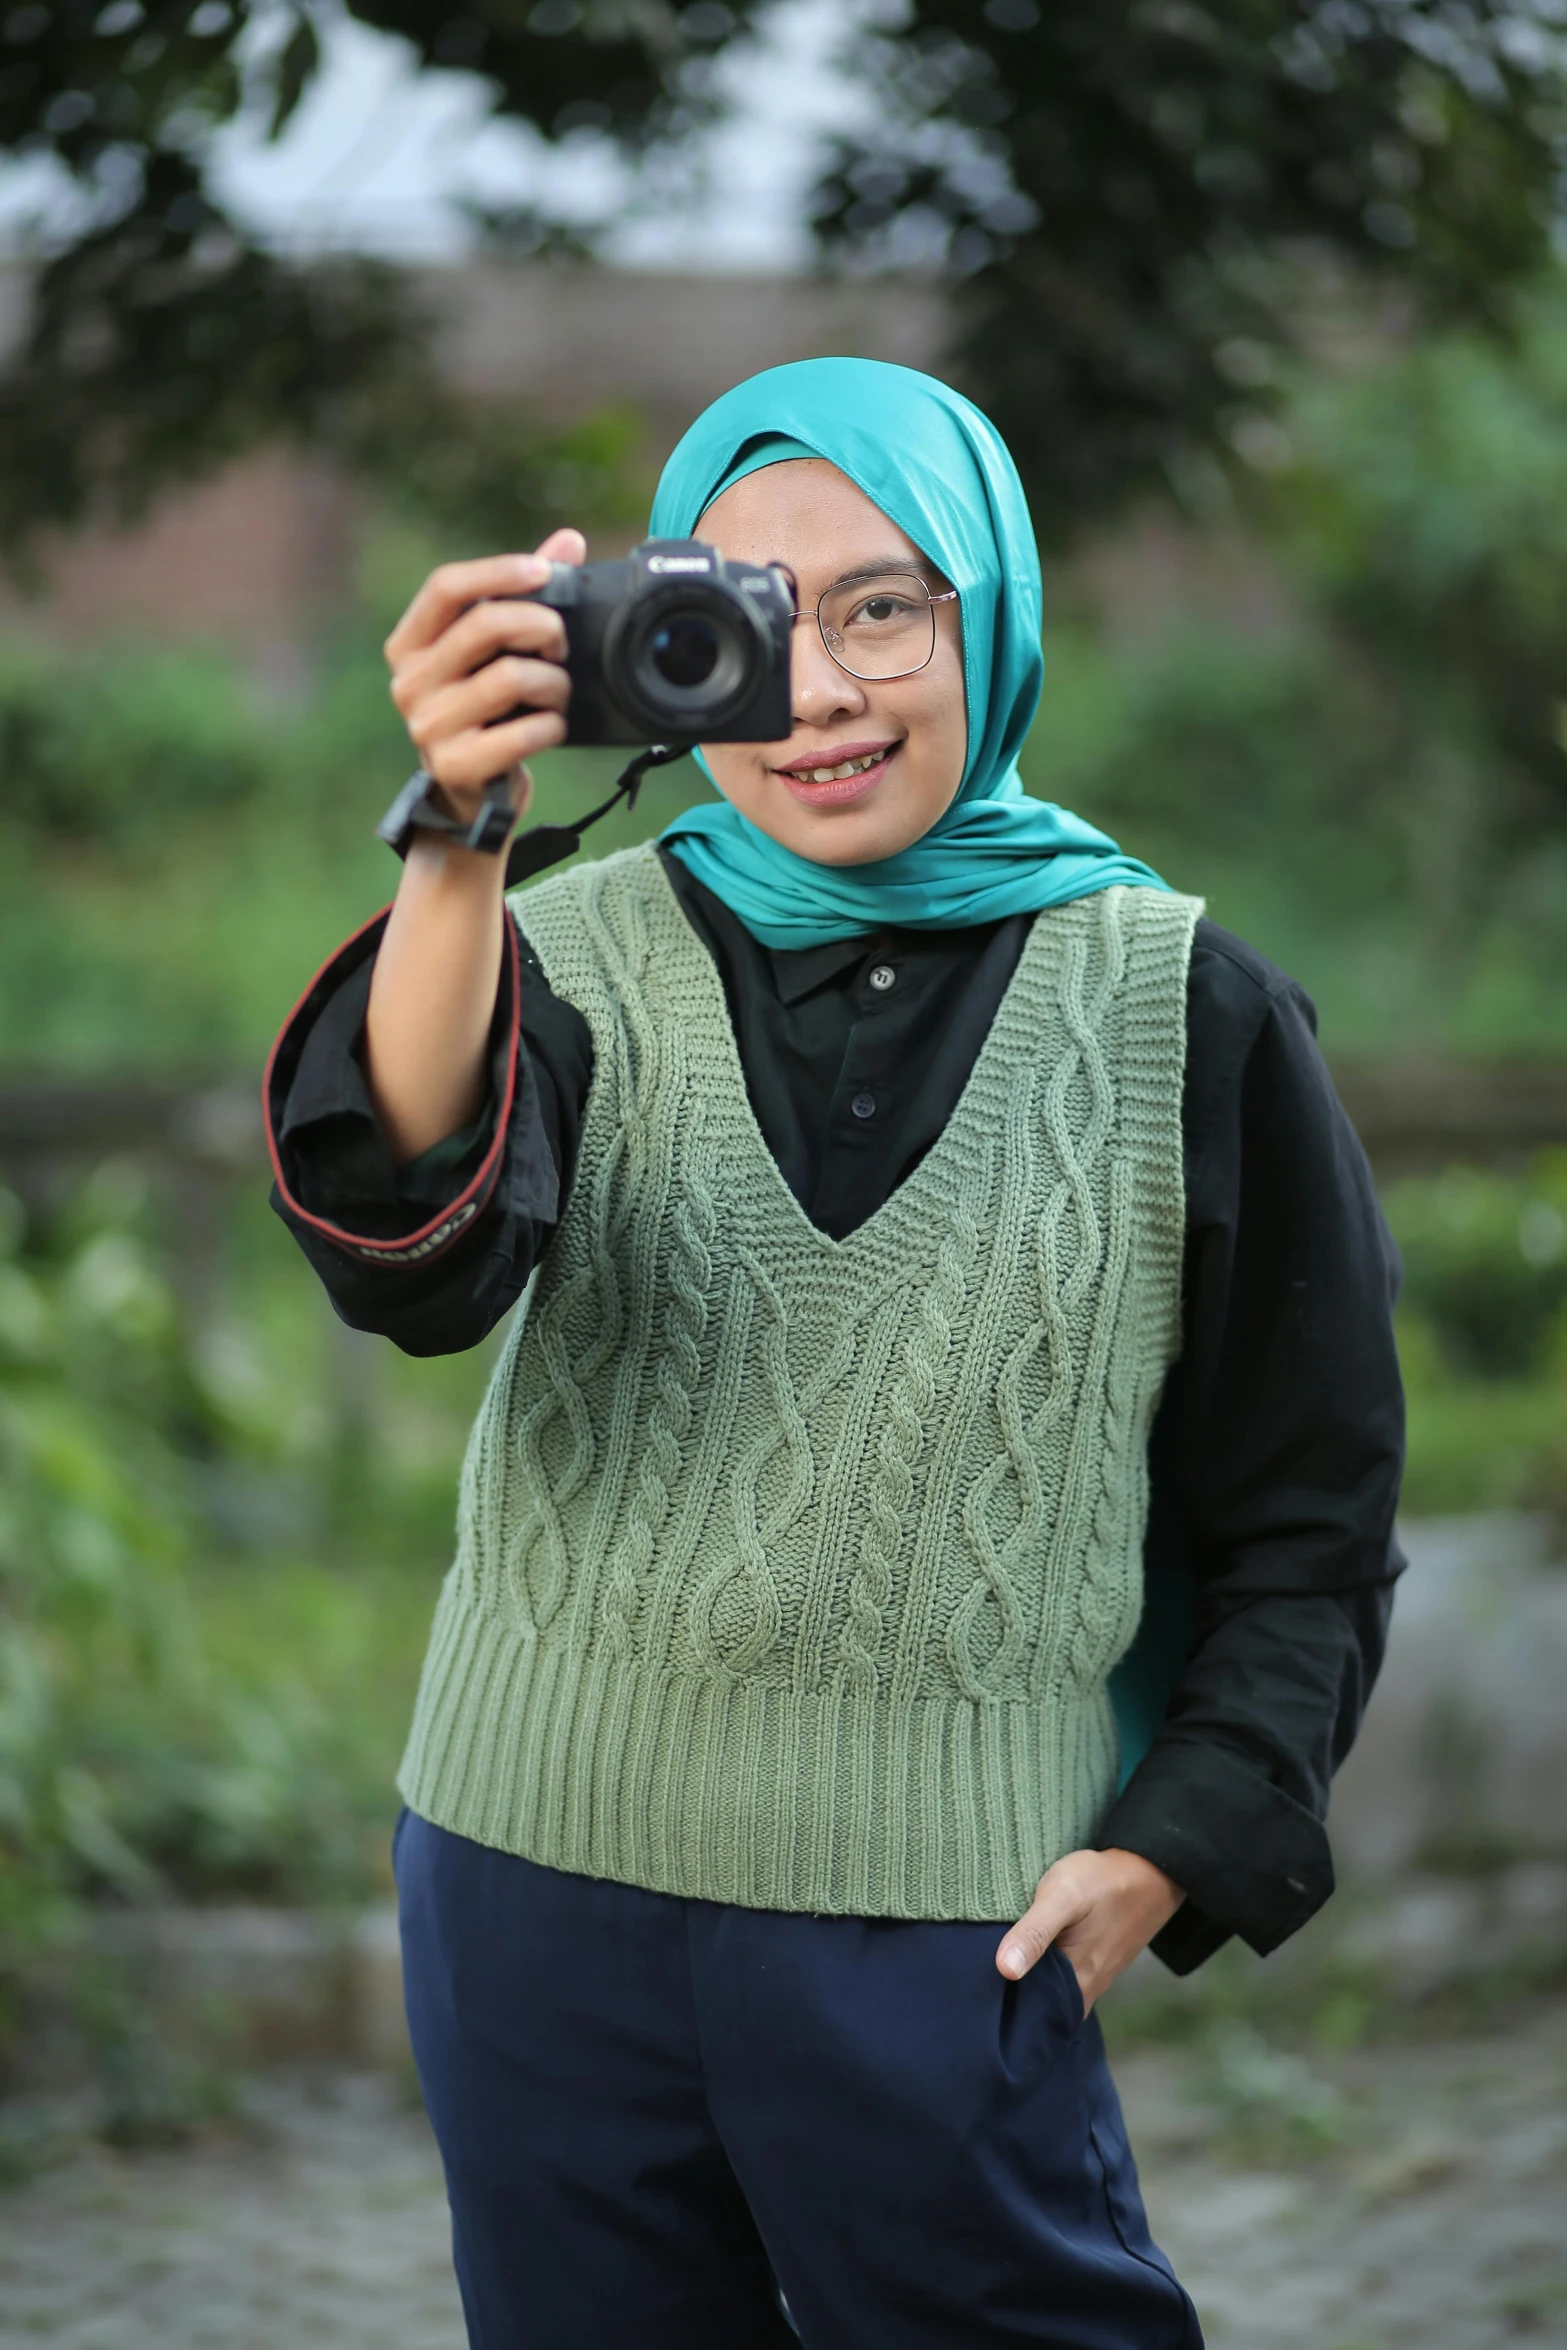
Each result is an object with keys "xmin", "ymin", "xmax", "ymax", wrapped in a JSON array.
[
  {"xmin": 1001, "ymin": 1945, "xmax": 1027, "ymax": 1977},
  {"xmin": 514, "ymin": 555, "xmax": 547, "ymax": 584}
]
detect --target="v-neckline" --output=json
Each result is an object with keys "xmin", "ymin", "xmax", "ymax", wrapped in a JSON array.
[{"xmin": 645, "ymin": 851, "xmax": 1063, "ymax": 1266}]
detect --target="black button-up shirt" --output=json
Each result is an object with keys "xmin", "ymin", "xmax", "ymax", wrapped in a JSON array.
[{"xmin": 266, "ymin": 847, "xmax": 1405, "ymax": 1974}]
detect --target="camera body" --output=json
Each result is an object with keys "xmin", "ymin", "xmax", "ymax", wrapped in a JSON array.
[{"xmin": 531, "ymin": 537, "xmax": 794, "ymax": 747}]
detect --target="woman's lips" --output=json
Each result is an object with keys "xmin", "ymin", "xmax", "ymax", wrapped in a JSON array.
[{"xmin": 775, "ymin": 744, "xmax": 899, "ymax": 809}]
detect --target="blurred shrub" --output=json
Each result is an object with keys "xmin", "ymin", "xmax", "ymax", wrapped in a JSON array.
[
  {"xmin": 1384, "ymin": 1155, "xmax": 1567, "ymax": 1380},
  {"xmin": 1027, "ymin": 279, "xmax": 1567, "ymax": 1046},
  {"xmin": 1249, "ymin": 278, "xmax": 1567, "ymax": 1016},
  {"xmin": 1026, "ymin": 619, "xmax": 1567, "ymax": 1053},
  {"xmin": 0, "ymin": 643, "xmax": 272, "ymax": 844},
  {"xmin": 1381, "ymin": 1153, "xmax": 1567, "ymax": 1515},
  {"xmin": 0, "ymin": 1173, "xmax": 409, "ymax": 2093},
  {"xmin": 1030, "ymin": 627, "xmax": 1405, "ymax": 900},
  {"xmin": 366, "ymin": 397, "xmax": 651, "ymax": 554},
  {"xmin": 0, "ymin": 621, "xmax": 708, "ymax": 1072},
  {"xmin": 1276, "ymin": 279, "xmax": 1567, "ymax": 845}
]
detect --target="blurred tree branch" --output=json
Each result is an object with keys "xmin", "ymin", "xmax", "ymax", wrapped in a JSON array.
[
  {"xmin": 0, "ymin": 0, "xmax": 715, "ymax": 558},
  {"xmin": 805, "ymin": 0, "xmax": 1567, "ymax": 538},
  {"xmin": 0, "ymin": 0, "xmax": 1562, "ymax": 554}
]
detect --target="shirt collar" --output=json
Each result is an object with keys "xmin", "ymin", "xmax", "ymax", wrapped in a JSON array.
[
  {"xmin": 658, "ymin": 846, "xmax": 899, "ymax": 1005},
  {"xmin": 767, "ymin": 933, "xmax": 884, "ymax": 1005}
]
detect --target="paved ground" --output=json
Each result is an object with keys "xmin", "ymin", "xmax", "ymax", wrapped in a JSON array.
[
  {"xmin": 0, "ymin": 1999, "xmax": 1563, "ymax": 2349},
  {"xmin": 1126, "ymin": 2001, "xmax": 1567, "ymax": 2348}
]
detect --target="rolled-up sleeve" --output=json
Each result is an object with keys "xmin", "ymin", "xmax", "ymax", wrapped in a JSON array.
[
  {"xmin": 265, "ymin": 904, "xmax": 593, "ymax": 1355},
  {"xmin": 1099, "ymin": 925, "xmax": 1406, "ymax": 1973}
]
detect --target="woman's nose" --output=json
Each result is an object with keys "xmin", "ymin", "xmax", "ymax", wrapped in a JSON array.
[{"xmin": 791, "ymin": 620, "xmax": 866, "ymax": 724}]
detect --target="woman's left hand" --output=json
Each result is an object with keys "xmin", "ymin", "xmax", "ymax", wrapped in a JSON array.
[{"xmin": 995, "ymin": 1848, "xmax": 1185, "ymax": 2013}]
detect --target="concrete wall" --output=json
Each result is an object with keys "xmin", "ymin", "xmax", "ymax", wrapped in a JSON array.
[
  {"xmin": 1329, "ymin": 1514, "xmax": 1567, "ymax": 1879},
  {"xmin": 0, "ymin": 447, "xmax": 355, "ymax": 696},
  {"xmin": 418, "ymin": 262, "xmax": 951, "ymax": 427}
]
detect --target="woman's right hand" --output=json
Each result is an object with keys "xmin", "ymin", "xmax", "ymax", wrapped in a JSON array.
[
  {"xmin": 383, "ymin": 528, "xmax": 587, "ymax": 834},
  {"xmin": 365, "ymin": 529, "xmax": 585, "ymax": 1166}
]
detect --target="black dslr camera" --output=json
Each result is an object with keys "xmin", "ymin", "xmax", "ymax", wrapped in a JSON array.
[
  {"xmin": 377, "ymin": 536, "xmax": 795, "ymax": 878},
  {"xmin": 531, "ymin": 537, "xmax": 795, "ymax": 746}
]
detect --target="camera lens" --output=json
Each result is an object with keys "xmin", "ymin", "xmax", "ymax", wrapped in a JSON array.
[
  {"xmin": 650, "ymin": 615, "xmax": 720, "ymax": 689},
  {"xmin": 605, "ymin": 568, "xmax": 775, "ymax": 738}
]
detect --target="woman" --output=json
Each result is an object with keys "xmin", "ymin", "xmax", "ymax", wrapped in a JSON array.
[{"xmin": 266, "ymin": 359, "xmax": 1404, "ymax": 2349}]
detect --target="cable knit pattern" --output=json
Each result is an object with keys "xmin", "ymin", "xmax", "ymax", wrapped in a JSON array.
[
  {"xmin": 398, "ymin": 846, "xmax": 1200, "ymax": 1920},
  {"xmin": 600, "ymin": 1091, "xmax": 715, "ymax": 1662}
]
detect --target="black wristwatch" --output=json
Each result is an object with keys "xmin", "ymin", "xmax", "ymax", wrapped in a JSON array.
[{"xmin": 376, "ymin": 770, "xmax": 515, "ymax": 859}]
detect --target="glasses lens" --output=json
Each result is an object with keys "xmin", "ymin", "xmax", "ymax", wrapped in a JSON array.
[
  {"xmin": 650, "ymin": 614, "xmax": 720, "ymax": 689},
  {"xmin": 818, "ymin": 574, "xmax": 935, "ymax": 679}
]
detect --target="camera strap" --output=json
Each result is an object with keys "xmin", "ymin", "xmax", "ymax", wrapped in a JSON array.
[
  {"xmin": 501, "ymin": 743, "xmax": 686, "ymax": 888},
  {"xmin": 377, "ymin": 745, "xmax": 688, "ymax": 886}
]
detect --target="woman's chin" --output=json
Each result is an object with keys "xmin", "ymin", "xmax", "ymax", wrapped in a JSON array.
[
  {"xmin": 779, "ymin": 815, "xmax": 908, "ymax": 865},
  {"xmin": 757, "ymin": 792, "xmax": 935, "ymax": 867}
]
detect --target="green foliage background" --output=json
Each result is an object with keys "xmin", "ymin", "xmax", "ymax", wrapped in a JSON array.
[{"xmin": 4, "ymin": 274, "xmax": 1567, "ymax": 2105}]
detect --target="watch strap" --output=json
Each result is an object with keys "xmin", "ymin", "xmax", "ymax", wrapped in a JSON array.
[{"xmin": 376, "ymin": 770, "xmax": 516, "ymax": 859}]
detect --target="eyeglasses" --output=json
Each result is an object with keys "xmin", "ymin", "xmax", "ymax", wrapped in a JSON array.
[{"xmin": 789, "ymin": 572, "xmax": 959, "ymax": 682}]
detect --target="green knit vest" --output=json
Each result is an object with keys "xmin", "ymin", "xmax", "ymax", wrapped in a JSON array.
[{"xmin": 397, "ymin": 847, "xmax": 1200, "ymax": 1920}]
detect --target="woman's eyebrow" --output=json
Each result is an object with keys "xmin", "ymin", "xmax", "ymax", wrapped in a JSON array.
[{"xmin": 818, "ymin": 558, "xmax": 936, "ymax": 591}]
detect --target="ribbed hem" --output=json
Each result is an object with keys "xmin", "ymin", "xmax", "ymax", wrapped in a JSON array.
[{"xmin": 397, "ymin": 1592, "xmax": 1120, "ymax": 1922}]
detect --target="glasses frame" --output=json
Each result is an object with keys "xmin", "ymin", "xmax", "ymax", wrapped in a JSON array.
[{"xmin": 788, "ymin": 573, "xmax": 960, "ymax": 683}]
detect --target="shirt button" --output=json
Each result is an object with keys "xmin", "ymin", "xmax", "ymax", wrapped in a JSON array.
[
  {"xmin": 851, "ymin": 1090, "xmax": 877, "ymax": 1121},
  {"xmin": 868, "ymin": 963, "xmax": 896, "ymax": 992}
]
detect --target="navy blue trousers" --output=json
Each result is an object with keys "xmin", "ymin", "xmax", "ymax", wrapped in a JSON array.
[{"xmin": 394, "ymin": 1808, "xmax": 1202, "ymax": 2350}]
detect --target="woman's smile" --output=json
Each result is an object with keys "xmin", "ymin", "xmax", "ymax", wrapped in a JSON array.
[{"xmin": 774, "ymin": 738, "xmax": 901, "ymax": 809}]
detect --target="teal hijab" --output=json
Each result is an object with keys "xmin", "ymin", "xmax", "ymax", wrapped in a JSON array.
[
  {"xmin": 651, "ymin": 356, "xmax": 1169, "ymax": 950},
  {"xmin": 653, "ymin": 359, "xmax": 1188, "ymax": 1782}
]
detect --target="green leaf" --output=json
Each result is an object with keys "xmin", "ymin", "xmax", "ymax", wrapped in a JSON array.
[{"xmin": 268, "ymin": 12, "xmax": 321, "ymax": 144}]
